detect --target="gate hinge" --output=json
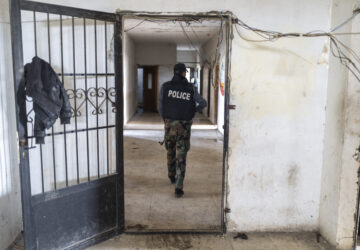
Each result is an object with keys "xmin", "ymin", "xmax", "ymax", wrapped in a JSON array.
[{"xmin": 228, "ymin": 105, "xmax": 236, "ymax": 110}]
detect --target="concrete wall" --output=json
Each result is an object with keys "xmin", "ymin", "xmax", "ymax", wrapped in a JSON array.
[
  {"xmin": 177, "ymin": 50, "xmax": 198, "ymax": 68},
  {"xmin": 0, "ymin": 0, "xmax": 22, "ymax": 249},
  {"xmin": 200, "ymin": 35, "xmax": 225, "ymax": 131},
  {"xmin": 123, "ymin": 33, "xmax": 137, "ymax": 123},
  {"xmin": 135, "ymin": 42, "xmax": 176, "ymax": 65},
  {"xmin": 319, "ymin": 0, "xmax": 360, "ymax": 248},
  {"xmin": 8, "ymin": 0, "xmax": 358, "ymax": 248},
  {"xmin": 319, "ymin": 0, "xmax": 352, "ymax": 246}
]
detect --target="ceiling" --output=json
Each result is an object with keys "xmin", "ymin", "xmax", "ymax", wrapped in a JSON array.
[{"xmin": 124, "ymin": 18, "xmax": 222, "ymax": 50}]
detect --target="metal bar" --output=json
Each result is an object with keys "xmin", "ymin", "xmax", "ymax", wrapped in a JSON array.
[
  {"xmin": 60, "ymin": 15, "xmax": 69, "ymax": 187},
  {"xmin": 48, "ymin": 12, "xmax": 57, "ymax": 190},
  {"xmin": 121, "ymin": 13, "xmax": 231, "ymax": 20},
  {"xmin": 221, "ymin": 18, "xmax": 232, "ymax": 234},
  {"xmin": 57, "ymin": 73, "xmax": 115, "ymax": 77},
  {"xmin": 207, "ymin": 69, "xmax": 211, "ymax": 117},
  {"xmin": 125, "ymin": 230, "xmax": 222, "ymax": 234},
  {"xmin": 105, "ymin": 21, "xmax": 109, "ymax": 175},
  {"xmin": 95, "ymin": 19, "xmax": 100, "ymax": 178},
  {"xmin": 33, "ymin": 10, "xmax": 45, "ymax": 193},
  {"xmin": 40, "ymin": 145, "xmax": 44, "ymax": 193},
  {"xmin": 27, "ymin": 125, "xmax": 115, "ymax": 139},
  {"xmin": 84, "ymin": 18, "xmax": 90, "ymax": 182},
  {"xmin": 33, "ymin": 11, "xmax": 37, "ymax": 56},
  {"xmin": 115, "ymin": 15, "xmax": 124, "ymax": 231},
  {"xmin": 20, "ymin": 1, "xmax": 116, "ymax": 22},
  {"xmin": 72, "ymin": 16, "xmax": 80, "ymax": 184},
  {"xmin": 10, "ymin": 0, "xmax": 36, "ymax": 248}
]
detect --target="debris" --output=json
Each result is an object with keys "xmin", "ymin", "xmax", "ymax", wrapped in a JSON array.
[
  {"xmin": 234, "ymin": 233, "xmax": 248, "ymax": 240},
  {"xmin": 316, "ymin": 232, "xmax": 321, "ymax": 243}
]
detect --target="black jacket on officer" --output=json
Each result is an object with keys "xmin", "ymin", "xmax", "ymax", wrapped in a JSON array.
[
  {"xmin": 159, "ymin": 63, "xmax": 207, "ymax": 121},
  {"xmin": 160, "ymin": 74, "xmax": 196, "ymax": 121}
]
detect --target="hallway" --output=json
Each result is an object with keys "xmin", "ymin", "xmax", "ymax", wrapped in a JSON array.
[{"xmin": 124, "ymin": 129, "xmax": 223, "ymax": 231}]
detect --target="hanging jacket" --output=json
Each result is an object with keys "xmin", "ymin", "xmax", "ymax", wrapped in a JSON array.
[{"xmin": 25, "ymin": 56, "xmax": 72, "ymax": 144}]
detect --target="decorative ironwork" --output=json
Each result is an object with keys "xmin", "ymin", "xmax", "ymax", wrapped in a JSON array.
[
  {"xmin": 26, "ymin": 87, "xmax": 116, "ymax": 120},
  {"xmin": 66, "ymin": 87, "xmax": 116, "ymax": 117},
  {"xmin": 25, "ymin": 87, "xmax": 117, "ymax": 141}
]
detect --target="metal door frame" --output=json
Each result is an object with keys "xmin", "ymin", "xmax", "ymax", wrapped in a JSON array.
[
  {"xmin": 120, "ymin": 12, "xmax": 233, "ymax": 234},
  {"xmin": 10, "ymin": 0, "xmax": 124, "ymax": 248}
]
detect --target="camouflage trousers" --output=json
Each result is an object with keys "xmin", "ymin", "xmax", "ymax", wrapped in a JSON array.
[{"xmin": 164, "ymin": 119, "xmax": 192, "ymax": 190}]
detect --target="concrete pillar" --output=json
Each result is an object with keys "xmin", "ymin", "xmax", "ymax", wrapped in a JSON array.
[
  {"xmin": 0, "ymin": 0, "xmax": 23, "ymax": 249},
  {"xmin": 319, "ymin": 0, "xmax": 360, "ymax": 249}
]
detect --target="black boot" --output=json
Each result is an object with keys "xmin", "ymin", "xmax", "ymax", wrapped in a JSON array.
[
  {"xmin": 175, "ymin": 188, "xmax": 184, "ymax": 198},
  {"xmin": 169, "ymin": 176, "xmax": 175, "ymax": 184}
]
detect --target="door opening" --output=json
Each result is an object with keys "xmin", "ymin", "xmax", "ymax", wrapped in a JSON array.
[{"xmin": 121, "ymin": 13, "xmax": 232, "ymax": 233}]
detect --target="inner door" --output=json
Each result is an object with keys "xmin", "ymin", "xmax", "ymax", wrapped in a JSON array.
[
  {"xmin": 143, "ymin": 66, "xmax": 158, "ymax": 112},
  {"xmin": 10, "ymin": 1, "xmax": 124, "ymax": 249}
]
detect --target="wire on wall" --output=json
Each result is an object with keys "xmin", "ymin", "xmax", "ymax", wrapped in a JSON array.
[{"xmin": 122, "ymin": 10, "xmax": 360, "ymax": 82}]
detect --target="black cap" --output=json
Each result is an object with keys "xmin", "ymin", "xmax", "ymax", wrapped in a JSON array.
[{"xmin": 174, "ymin": 63, "xmax": 187, "ymax": 74}]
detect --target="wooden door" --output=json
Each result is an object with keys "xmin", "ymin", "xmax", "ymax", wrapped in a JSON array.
[{"xmin": 143, "ymin": 66, "xmax": 158, "ymax": 112}]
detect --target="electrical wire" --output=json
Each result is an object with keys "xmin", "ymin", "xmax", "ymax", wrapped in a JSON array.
[
  {"xmin": 122, "ymin": 11, "xmax": 360, "ymax": 83},
  {"xmin": 124, "ymin": 19, "xmax": 146, "ymax": 32},
  {"xmin": 179, "ymin": 22, "xmax": 210, "ymax": 65},
  {"xmin": 331, "ymin": 11, "xmax": 360, "ymax": 32}
]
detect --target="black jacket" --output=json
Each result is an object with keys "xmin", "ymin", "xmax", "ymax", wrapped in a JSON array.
[
  {"xmin": 159, "ymin": 74, "xmax": 207, "ymax": 120},
  {"xmin": 25, "ymin": 56, "xmax": 72, "ymax": 144}
]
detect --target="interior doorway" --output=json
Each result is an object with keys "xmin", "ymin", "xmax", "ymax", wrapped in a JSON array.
[
  {"xmin": 121, "ymin": 13, "xmax": 231, "ymax": 233},
  {"xmin": 143, "ymin": 66, "xmax": 158, "ymax": 112}
]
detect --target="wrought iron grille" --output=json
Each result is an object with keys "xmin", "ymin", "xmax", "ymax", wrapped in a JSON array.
[{"xmin": 22, "ymin": 10, "xmax": 117, "ymax": 195}]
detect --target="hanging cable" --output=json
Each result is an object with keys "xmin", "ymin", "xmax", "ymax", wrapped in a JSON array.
[{"xmin": 122, "ymin": 11, "xmax": 360, "ymax": 83}]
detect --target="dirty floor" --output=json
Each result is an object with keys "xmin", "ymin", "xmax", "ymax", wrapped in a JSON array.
[
  {"xmin": 87, "ymin": 232, "xmax": 335, "ymax": 250},
  {"xmin": 124, "ymin": 129, "xmax": 223, "ymax": 231}
]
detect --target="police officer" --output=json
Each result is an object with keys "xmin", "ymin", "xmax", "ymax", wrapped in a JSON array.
[{"xmin": 159, "ymin": 63, "xmax": 207, "ymax": 198}]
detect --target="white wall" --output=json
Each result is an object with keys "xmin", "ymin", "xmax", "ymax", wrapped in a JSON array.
[
  {"xmin": 0, "ymin": 0, "xmax": 22, "ymax": 249},
  {"xmin": 157, "ymin": 65, "xmax": 174, "ymax": 110},
  {"xmin": 177, "ymin": 50, "xmax": 198, "ymax": 68},
  {"xmin": 123, "ymin": 33, "xmax": 137, "ymax": 123},
  {"xmin": 135, "ymin": 42, "xmax": 176, "ymax": 65},
  {"xmin": 200, "ymin": 34, "xmax": 226, "ymax": 131},
  {"xmin": 9, "ymin": 0, "xmax": 350, "ymax": 246}
]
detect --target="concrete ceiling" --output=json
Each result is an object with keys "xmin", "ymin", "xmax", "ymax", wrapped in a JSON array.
[{"xmin": 124, "ymin": 18, "xmax": 221, "ymax": 50}]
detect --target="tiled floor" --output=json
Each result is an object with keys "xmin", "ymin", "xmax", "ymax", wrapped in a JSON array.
[
  {"xmin": 124, "ymin": 129, "xmax": 223, "ymax": 231},
  {"xmin": 124, "ymin": 111, "xmax": 217, "ymax": 130}
]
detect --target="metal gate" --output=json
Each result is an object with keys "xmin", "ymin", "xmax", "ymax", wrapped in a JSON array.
[{"xmin": 10, "ymin": 0, "xmax": 124, "ymax": 249}]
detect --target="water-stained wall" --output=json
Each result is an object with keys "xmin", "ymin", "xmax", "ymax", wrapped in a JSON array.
[{"xmin": 7, "ymin": 0, "xmax": 360, "ymax": 249}]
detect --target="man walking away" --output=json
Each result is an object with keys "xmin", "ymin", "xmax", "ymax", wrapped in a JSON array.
[{"xmin": 159, "ymin": 63, "xmax": 207, "ymax": 198}]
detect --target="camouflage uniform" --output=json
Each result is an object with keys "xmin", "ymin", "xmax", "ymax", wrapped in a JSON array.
[{"xmin": 164, "ymin": 119, "xmax": 192, "ymax": 190}]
